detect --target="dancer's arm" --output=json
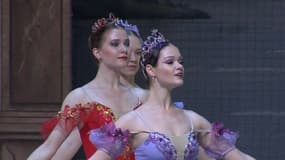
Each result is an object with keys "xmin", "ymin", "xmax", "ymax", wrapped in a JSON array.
[
  {"xmin": 27, "ymin": 124, "xmax": 70, "ymax": 160},
  {"xmin": 51, "ymin": 127, "xmax": 82, "ymax": 160}
]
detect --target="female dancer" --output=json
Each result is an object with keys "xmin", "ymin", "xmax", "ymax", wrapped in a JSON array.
[
  {"xmin": 119, "ymin": 22, "xmax": 148, "ymax": 98},
  {"xmin": 89, "ymin": 29, "xmax": 255, "ymax": 160},
  {"xmin": 27, "ymin": 14, "xmax": 146, "ymax": 160}
]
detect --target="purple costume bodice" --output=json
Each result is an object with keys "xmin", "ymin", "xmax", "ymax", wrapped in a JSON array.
[
  {"xmin": 135, "ymin": 131, "xmax": 199, "ymax": 160},
  {"xmin": 89, "ymin": 108, "xmax": 238, "ymax": 160},
  {"xmin": 134, "ymin": 109, "xmax": 199, "ymax": 160}
]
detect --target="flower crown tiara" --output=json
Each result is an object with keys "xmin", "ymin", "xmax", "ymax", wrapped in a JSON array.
[
  {"xmin": 91, "ymin": 13, "xmax": 118, "ymax": 33},
  {"xmin": 116, "ymin": 19, "xmax": 140, "ymax": 36},
  {"xmin": 91, "ymin": 13, "xmax": 140, "ymax": 36},
  {"xmin": 141, "ymin": 29, "xmax": 169, "ymax": 66}
]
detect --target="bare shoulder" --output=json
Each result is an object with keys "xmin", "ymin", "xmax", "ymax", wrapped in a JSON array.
[
  {"xmin": 182, "ymin": 109, "xmax": 211, "ymax": 130},
  {"xmin": 132, "ymin": 87, "xmax": 149, "ymax": 102},
  {"xmin": 183, "ymin": 109, "xmax": 203, "ymax": 120},
  {"xmin": 115, "ymin": 110, "xmax": 141, "ymax": 131},
  {"xmin": 61, "ymin": 87, "xmax": 87, "ymax": 109}
]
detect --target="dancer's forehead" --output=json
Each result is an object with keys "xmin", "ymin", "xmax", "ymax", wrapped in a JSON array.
[{"xmin": 101, "ymin": 28, "xmax": 128, "ymax": 44}]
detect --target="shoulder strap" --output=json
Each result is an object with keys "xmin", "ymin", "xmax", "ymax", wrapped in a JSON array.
[
  {"xmin": 134, "ymin": 110, "xmax": 154, "ymax": 131},
  {"xmin": 184, "ymin": 110, "xmax": 194, "ymax": 132}
]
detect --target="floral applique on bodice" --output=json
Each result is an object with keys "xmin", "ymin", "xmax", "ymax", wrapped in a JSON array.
[
  {"xmin": 135, "ymin": 131, "xmax": 199, "ymax": 160},
  {"xmin": 41, "ymin": 102, "xmax": 138, "ymax": 160},
  {"xmin": 133, "ymin": 110, "xmax": 199, "ymax": 160}
]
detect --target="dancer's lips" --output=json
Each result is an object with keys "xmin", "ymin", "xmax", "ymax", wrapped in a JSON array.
[
  {"xmin": 118, "ymin": 56, "xmax": 128, "ymax": 60},
  {"xmin": 174, "ymin": 72, "xmax": 184, "ymax": 78},
  {"xmin": 127, "ymin": 64, "xmax": 137, "ymax": 68}
]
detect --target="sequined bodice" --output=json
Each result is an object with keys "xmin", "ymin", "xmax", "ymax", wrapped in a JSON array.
[
  {"xmin": 42, "ymin": 102, "xmax": 139, "ymax": 160},
  {"xmin": 133, "ymin": 109, "xmax": 199, "ymax": 160},
  {"xmin": 135, "ymin": 131, "xmax": 199, "ymax": 160}
]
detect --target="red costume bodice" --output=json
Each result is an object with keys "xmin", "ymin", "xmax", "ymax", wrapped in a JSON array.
[{"xmin": 41, "ymin": 102, "xmax": 136, "ymax": 160}]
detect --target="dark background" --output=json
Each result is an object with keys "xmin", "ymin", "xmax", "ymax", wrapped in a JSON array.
[{"xmin": 71, "ymin": 0, "xmax": 285, "ymax": 159}]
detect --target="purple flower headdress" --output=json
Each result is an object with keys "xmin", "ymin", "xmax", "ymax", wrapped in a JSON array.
[
  {"xmin": 116, "ymin": 19, "xmax": 140, "ymax": 36},
  {"xmin": 91, "ymin": 13, "xmax": 140, "ymax": 37},
  {"xmin": 140, "ymin": 29, "xmax": 169, "ymax": 76}
]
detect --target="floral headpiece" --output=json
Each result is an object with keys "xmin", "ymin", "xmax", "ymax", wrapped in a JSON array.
[
  {"xmin": 91, "ymin": 13, "xmax": 119, "ymax": 33},
  {"xmin": 116, "ymin": 19, "xmax": 140, "ymax": 36},
  {"xmin": 91, "ymin": 13, "xmax": 140, "ymax": 36},
  {"xmin": 141, "ymin": 29, "xmax": 169, "ymax": 68}
]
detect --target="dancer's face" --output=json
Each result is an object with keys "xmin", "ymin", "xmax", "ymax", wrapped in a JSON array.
[
  {"xmin": 120, "ymin": 34, "xmax": 142, "ymax": 77},
  {"xmin": 153, "ymin": 44, "xmax": 184, "ymax": 89},
  {"xmin": 94, "ymin": 28, "xmax": 130, "ymax": 69}
]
